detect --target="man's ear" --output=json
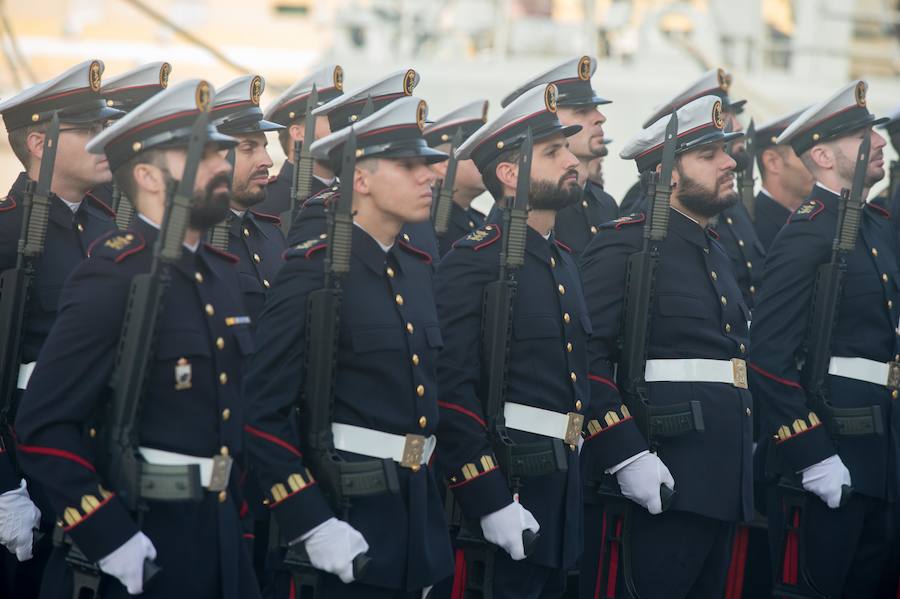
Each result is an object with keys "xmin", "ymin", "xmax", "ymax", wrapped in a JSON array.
[
  {"xmin": 495, "ymin": 161, "xmax": 518, "ymax": 191},
  {"xmin": 353, "ymin": 163, "xmax": 372, "ymax": 195},
  {"xmin": 807, "ymin": 144, "xmax": 832, "ymax": 171},
  {"xmin": 659, "ymin": 161, "xmax": 681, "ymax": 188},
  {"xmin": 761, "ymin": 147, "xmax": 781, "ymax": 175},
  {"xmin": 132, "ymin": 162, "xmax": 165, "ymax": 195},
  {"xmin": 25, "ymin": 130, "xmax": 45, "ymax": 162},
  {"xmin": 290, "ymin": 123, "xmax": 304, "ymax": 143}
]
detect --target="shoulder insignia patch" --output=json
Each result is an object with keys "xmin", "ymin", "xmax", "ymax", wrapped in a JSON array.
[
  {"xmin": 398, "ymin": 239, "xmax": 432, "ymax": 264},
  {"xmin": 865, "ymin": 200, "xmax": 891, "ymax": 219},
  {"xmin": 88, "ymin": 230, "xmax": 146, "ymax": 263},
  {"xmin": 203, "ymin": 243, "xmax": 239, "ymax": 264},
  {"xmin": 788, "ymin": 199, "xmax": 824, "ymax": 223},
  {"xmin": 602, "ymin": 212, "xmax": 646, "ymax": 231},
  {"xmin": 0, "ymin": 195, "xmax": 15, "ymax": 213},
  {"xmin": 250, "ymin": 209, "xmax": 282, "ymax": 225},
  {"xmin": 84, "ymin": 192, "xmax": 116, "ymax": 218},
  {"xmin": 285, "ymin": 236, "xmax": 328, "ymax": 260},
  {"xmin": 554, "ymin": 239, "xmax": 572, "ymax": 253},
  {"xmin": 452, "ymin": 224, "xmax": 502, "ymax": 251}
]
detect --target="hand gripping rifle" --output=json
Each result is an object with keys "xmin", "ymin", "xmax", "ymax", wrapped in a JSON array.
[
  {"xmin": 64, "ymin": 110, "xmax": 217, "ymax": 599},
  {"xmin": 738, "ymin": 119, "xmax": 757, "ymax": 219},
  {"xmin": 282, "ymin": 130, "xmax": 379, "ymax": 597},
  {"xmin": 458, "ymin": 130, "xmax": 540, "ymax": 598},
  {"xmin": 207, "ymin": 148, "xmax": 235, "ymax": 252},
  {"xmin": 0, "ymin": 112, "xmax": 60, "ymax": 433},
  {"xmin": 431, "ymin": 128, "xmax": 463, "ymax": 235},
  {"xmin": 283, "ymin": 86, "xmax": 319, "ymax": 236}
]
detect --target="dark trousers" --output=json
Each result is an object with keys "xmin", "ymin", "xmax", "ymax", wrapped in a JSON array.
[
  {"xmin": 492, "ymin": 551, "xmax": 568, "ymax": 599},
  {"xmin": 767, "ymin": 486, "xmax": 894, "ymax": 597},
  {"xmin": 293, "ymin": 573, "xmax": 428, "ymax": 598},
  {"xmin": 581, "ymin": 503, "xmax": 733, "ymax": 599}
]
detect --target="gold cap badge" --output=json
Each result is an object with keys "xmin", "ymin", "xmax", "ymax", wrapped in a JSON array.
[
  {"xmin": 89, "ymin": 61, "xmax": 102, "ymax": 92},
  {"xmin": 416, "ymin": 100, "xmax": 427, "ymax": 131},
  {"xmin": 159, "ymin": 63, "xmax": 171, "ymax": 88},
  {"xmin": 403, "ymin": 69, "xmax": 417, "ymax": 95},
  {"xmin": 195, "ymin": 80, "xmax": 211, "ymax": 112},
  {"xmin": 333, "ymin": 65, "xmax": 344, "ymax": 91},
  {"xmin": 577, "ymin": 56, "xmax": 592, "ymax": 81},
  {"xmin": 250, "ymin": 75, "xmax": 262, "ymax": 105},
  {"xmin": 545, "ymin": 83, "xmax": 558, "ymax": 113}
]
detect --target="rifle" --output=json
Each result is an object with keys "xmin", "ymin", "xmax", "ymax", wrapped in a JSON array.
[
  {"xmin": 738, "ymin": 119, "xmax": 756, "ymax": 219},
  {"xmin": 65, "ymin": 110, "xmax": 219, "ymax": 599},
  {"xmin": 207, "ymin": 148, "xmax": 235, "ymax": 252},
  {"xmin": 431, "ymin": 128, "xmax": 463, "ymax": 235},
  {"xmin": 0, "ymin": 112, "xmax": 60, "ymax": 428},
  {"xmin": 282, "ymin": 86, "xmax": 319, "ymax": 236},
  {"xmin": 889, "ymin": 160, "xmax": 900, "ymax": 205},
  {"xmin": 283, "ymin": 129, "xmax": 379, "ymax": 598},
  {"xmin": 458, "ymin": 129, "xmax": 541, "ymax": 598}
]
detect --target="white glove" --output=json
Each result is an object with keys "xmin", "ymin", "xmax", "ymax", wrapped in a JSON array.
[
  {"xmin": 612, "ymin": 450, "xmax": 675, "ymax": 515},
  {"xmin": 800, "ymin": 454, "xmax": 851, "ymax": 509},
  {"xmin": 479, "ymin": 501, "xmax": 540, "ymax": 561},
  {"xmin": 0, "ymin": 479, "xmax": 41, "ymax": 561},
  {"xmin": 299, "ymin": 517, "xmax": 369, "ymax": 583},
  {"xmin": 98, "ymin": 531, "xmax": 157, "ymax": 595}
]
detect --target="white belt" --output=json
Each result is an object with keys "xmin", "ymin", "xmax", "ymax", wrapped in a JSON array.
[
  {"xmin": 828, "ymin": 357, "xmax": 900, "ymax": 389},
  {"xmin": 138, "ymin": 447, "xmax": 233, "ymax": 490},
  {"xmin": 503, "ymin": 402, "xmax": 584, "ymax": 445},
  {"xmin": 17, "ymin": 362, "xmax": 36, "ymax": 390},
  {"xmin": 644, "ymin": 358, "xmax": 749, "ymax": 389},
  {"xmin": 331, "ymin": 423, "xmax": 436, "ymax": 468}
]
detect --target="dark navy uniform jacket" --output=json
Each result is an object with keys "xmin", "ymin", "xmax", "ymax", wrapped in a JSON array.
[
  {"xmin": 14, "ymin": 217, "xmax": 258, "ymax": 598},
  {"xmin": 243, "ymin": 225, "xmax": 453, "ymax": 592},
  {"xmin": 580, "ymin": 208, "xmax": 754, "ymax": 523},
  {"xmin": 753, "ymin": 190, "xmax": 791, "ymax": 252},
  {"xmin": 224, "ymin": 209, "xmax": 286, "ymax": 327},
  {"xmin": 434, "ymin": 217, "xmax": 588, "ymax": 570},
  {"xmin": 618, "ymin": 180, "xmax": 644, "ymax": 216},
  {"xmin": 715, "ymin": 201, "xmax": 766, "ymax": 309},
  {"xmin": 436, "ymin": 201, "xmax": 484, "ymax": 258},
  {"xmin": 256, "ymin": 160, "xmax": 329, "ymax": 220},
  {"xmin": 554, "ymin": 180, "xmax": 619, "ymax": 258},
  {"xmin": 749, "ymin": 184, "xmax": 900, "ymax": 501},
  {"xmin": 0, "ymin": 172, "xmax": 117, "ymax": 364},
  {"xmin": 285, "ymin": 186, "xmax": 442, "ymax": 265}
]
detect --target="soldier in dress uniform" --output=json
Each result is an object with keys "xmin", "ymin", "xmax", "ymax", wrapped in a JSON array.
[
  {"xmin": 209, "ymin": 74, "xmax": 286, "ymax": 327},
  {"xmin": 435, "ymin": 84, "xmax": 585, "ymax": 598},
  {"xmin": 87, "ymin": 62, "xmax": 173, "ymax": 210},
  {"xmin": 423, "ymin": 99, "xmax": 488, "ymax": 257},
  {"xmin": 243, "ymin": 96, "xmax": 454, "ymax": 598},
  {"xmin": 751, "ymin": 108, "xmax": 814, "ymax": 251},
  {"xmin": 501, "ymin": 56, "xmax": 617, "ymax": 258},
  {"xmin": 579, "ymin": 95, "xmax": 753, "ymax": 599},
  {"xmin": 643, "ymin": 69, "xmax": 765, "ymax": 309},
  {"xmin": 749, "ymin": 81, "xmax": 900, "ymax": 597},
  {"xmin": 256, "ymin": 65, "xmax": 344, "ymax": 218},
  {"xmin": 14, "ymin": 79, "xmax": 261, "ymax": 599},
  {"xmin": 284, "ymin": 69, "xmax": 442, "ymax": 261},
  {"xmin": 0, "ymin": 59, "xmax": 124, "ymax": 596}
]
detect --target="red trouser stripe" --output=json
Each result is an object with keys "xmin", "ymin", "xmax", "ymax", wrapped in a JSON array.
[
  {"xmin": 451, "ymin": 547, "xmax": 467, "ymax": 599},
  {"xmin": 725, "ymin": 525, "xmax": 750, "ymax": 599},
  {"xmin": 593, "ymin": 510, "xmax": 608, "ymax": 599},
  {"xmin": 606, "ymin": 517, "xmax": 623, "ymax": 599}
]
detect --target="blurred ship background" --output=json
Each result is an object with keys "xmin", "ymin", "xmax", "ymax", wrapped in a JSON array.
[{"xmin": 2, "ymin": 0, "xmax": 900, "ymax": 200}]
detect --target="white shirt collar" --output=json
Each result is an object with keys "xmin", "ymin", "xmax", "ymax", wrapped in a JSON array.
[
  {"xmin": 315, "ymin": 174, "xmax": 337, "ymax": 187},
  {"xmin": 59, "ymin": 197, "xmax": 82, "ymax": 213},
  {"xmin": 815, "ymin": 181, "xmax": 842, "ymax": 196},
  {"xmin": 353, "ymin": 221, "xmax": 393, "ymax": 252},
  {"xmin": 137, "ymin": 213, "xmax": 199, "ymax": 253},
  {"xmin": 672, "ymin": 205, "xmax": 702, "ymax": 226},
  {"xmin": 231, "ymin": 208, "xmax": 246, "ymax": 218}
]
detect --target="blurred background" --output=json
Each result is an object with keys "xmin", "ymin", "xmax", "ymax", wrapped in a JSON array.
[{"xmin": 3, "ymin": 0, "xmax": 900, "ymax": 201}]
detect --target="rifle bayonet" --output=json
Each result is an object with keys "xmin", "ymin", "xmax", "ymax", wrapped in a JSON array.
[{"xmin": 432, "ymin": 128, "xmax": 462, "ymax": 235}]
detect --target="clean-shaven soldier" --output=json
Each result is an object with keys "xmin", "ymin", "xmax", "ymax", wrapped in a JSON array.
[
  {"xmin": 751, "ymin": 108, "xmax": 814, "ymax": 251},
  {"xmin": 285, "ymin": 69, "xmax": 441, "ymax": 260},
  {"xmin": 423, "ymin": 99, "xmax": 489, "ymax": 257},
  {"xmin": 435, "ymin": 84, "xmax": 586, "ymax": 598},
  {"xmin": 14, "ymin": 80, "xmax": 260, "ymax": 598},
  {"xmin": 0, "ymin": 59, "xmax": 123, "ymax": 596},
  {"xmin": 257, "ymin": 65, "xmax": 344, "ymax": 218},
  {"xmin": 243, "ymin": 97, "xmax": 454, "ymax": 598},
  {"xmin": 749, "ymin": 81, "xmax": 900, "ymax": 597},
  {"xmin": 209, "ymin": 74, "xmax": 286, "ymax": 327},
  {"xmin": 501, "ymin": 56, "xmax": 617, "ymax": 257},
  {"xmin": 579, "ymin": 96, "xmax": 753, "ymax": 599}
]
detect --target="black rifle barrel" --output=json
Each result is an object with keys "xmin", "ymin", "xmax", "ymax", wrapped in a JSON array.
[{"xmin": 432, "ymin": 128, "xmax": 463, "ymax": 235}]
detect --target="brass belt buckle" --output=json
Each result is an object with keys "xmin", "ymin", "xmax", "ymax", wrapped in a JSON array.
[
  {"xmin": 887, "ymin": 361, "xmax": 900, "ymax": 390},
  {"xmin": 208, "ymin": 455, "xmax": 233, "ymax": 492},
  {"xmin": 564, "ymin": 412, "xmax": 585, "ymax": 446},
  {"xmin": 732, "ymin": 358, "xmax": 749, "ymax": 390},
  {"xmin": 401, "ymin": 434, "xmax": 426, "ymax": 471}
]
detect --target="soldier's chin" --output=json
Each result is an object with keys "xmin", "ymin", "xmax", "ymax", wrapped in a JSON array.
[{"xmin": 189, "ymin": 194, "xmax": 232, "ymax": 229}]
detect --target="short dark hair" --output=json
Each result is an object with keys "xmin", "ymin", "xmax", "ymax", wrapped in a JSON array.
[
  {"xmin": 112, "ymin": 149, "xmax": 166, "ymax": 204},
  {"xmin": 481, "ymin": 147, "xmax": 521, "ymax": 201},
  {"xmin": 8, "ymin": 123, "xmax": 47, "ymax": 170}
]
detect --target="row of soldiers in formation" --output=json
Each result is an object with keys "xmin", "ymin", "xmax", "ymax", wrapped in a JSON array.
[{"xmin": 0, "ymin": 52, "xmax": 898, "ymax": 599}]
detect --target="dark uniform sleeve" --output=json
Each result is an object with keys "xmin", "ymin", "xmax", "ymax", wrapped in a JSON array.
[
  {"xmin": 243, "ymin": 242, "xmax": 334, "ymax": 544},
  {"xmin": 578, "ymin": 218, "xmax": 651, "ymax": 473},
  {"xmin": 748, "ymin": 208, "xmax": 836, "ymax": 471},
  {"xmin": 0, "ymin": 196, "xmax": 21, "ymax": 492},
  {"xmin": 434, "ymin": 234, "xmax": 513, "ymax": 520},
  {"xmin": 13, "ymin": 257, "xmax": 141, "ymax": 562}
]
